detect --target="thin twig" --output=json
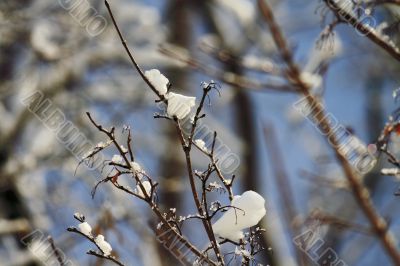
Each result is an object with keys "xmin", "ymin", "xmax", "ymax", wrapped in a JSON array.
[
  {"xmin": 87, "ymin": 250, "xmax": 125, "ymax": 266},
  {"xmin": 67, "ymin": 227, "xmax": 125, "ymax": 266},
  {"xmin": 104, "ymin": 0, "xmax": 165, "ymax": 101},
  {"xmin": 85, "ymin": 113, "xmax": 218, "ymax": 265},
  {"xmin": 47, "ymin": 236, "xmax": 66, "ymax": 266},
  {"xmin": 175, "ymin": 118, "xmax": 225, "ymax": 265}
]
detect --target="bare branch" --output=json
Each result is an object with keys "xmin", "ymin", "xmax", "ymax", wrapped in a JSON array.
[{"xmin": 258, "ymin": 0, "xmax": 400, "ymax": 263}]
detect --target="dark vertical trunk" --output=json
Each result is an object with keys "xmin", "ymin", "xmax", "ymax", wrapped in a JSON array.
[{"xmin": 155, "ymin": 1, "xmax": 192, "ymax": 264}]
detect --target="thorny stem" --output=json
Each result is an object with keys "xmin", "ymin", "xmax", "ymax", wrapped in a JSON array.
[{"xmin": 258, "ymin": 0, "xmax": 400, "ymax": 264}]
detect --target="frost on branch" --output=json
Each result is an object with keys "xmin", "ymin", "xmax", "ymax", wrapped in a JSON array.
[
  {"xmin": 144, "ymin": 69, "xmax": 169, "ymax": 95},
  {"xmin": 130, "ymin": 161, "xmax": 142, "ymax": 173},
  {"xmin": 166, "ymin": 92, "xmax": 196, "ymax": 119},
  {"xmin": 194, "ymin": 138, "xmax": 208, "ymax": 152},
  {"xmin": 134, "ymin": 180, "xmax": 152, "ymax": 198},
  {"xmin": 120, "ymin": 145, "xmax": 128, "ymax": 153},
  {"xmin": 212, "ymin": 190, "xmax": 266, "ymax": 242},
  {"xmin": 111, "ymin": 154, "xmax": 123, "ymax": 164}
]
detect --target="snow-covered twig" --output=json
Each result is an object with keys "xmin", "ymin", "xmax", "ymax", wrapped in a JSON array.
[
  {"xmin": 82, "ymin": 113, "xmax": 219, "ymax": 265},
  {"xmin": 67, "ymin": 214, "xmax": 124, "ymax": 266},
  {"xmin": 69, "ymin": 2, "xmax": 269, "ymax": 265}
]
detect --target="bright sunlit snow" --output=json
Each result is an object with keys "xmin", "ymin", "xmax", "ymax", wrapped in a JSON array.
[
  {"xmin": 144, "ymin": 69, "xmax": 169, "ymax": 95},
  {"xmin": 135, "ymin": 181, "xmax": 152, "ymax": 198},
  {"xmin": 95, "ymin": 234, "xmax": 112, "ymax": 256},
  {"xmin": 78, "ymin": 222, "xmax": 92, "ymax": 236},
  {"xmin": 212, "ymin": 190, "xmax": 266, "ymax": 242},
  {"xmin": 194, "ymin": 139, "xmax": 207, "ymax": 151},
  {"xmin": 166, "ymin": 92, "xmax": 196, "ymax": 120},
  {"xmin": 111, "ymin": 155, "xmax": 123, "ymax": 164},
  {"xmin": 131, "ymin": 161, "xmax": 142, "ymax": 173}
]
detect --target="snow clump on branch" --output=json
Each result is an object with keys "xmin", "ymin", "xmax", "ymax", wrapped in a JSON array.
[
  {"xmin": 95, "ymin": 234, "xmax": 113, "ymax": 256},
  {"xmin": 212, "ymin": 190, "xmax": 266, "ymax": 242},
  {"xmin": 135, "ymin": 181, "xmax": 152, "ymax": 198},
  {"xmin": 145, "ymin": 69, "xmax": 196, "ymax": 120},
  {"xmin": 78, "ymin": 222, "xmax": 92, "ymax": 236},
  {"xmin": 166, "ymin": 92, "xmax": 196, "ymax": 120},
  {"xmin": 144, "ymin": 69, "xmax": 169, "ymax": 95}
]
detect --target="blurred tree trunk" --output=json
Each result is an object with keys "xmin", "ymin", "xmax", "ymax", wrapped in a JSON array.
[
  {"xmin": 155, "ymin": 0, "xmax": 192, "ymax": 264},
  {"xmin": 0, "ymin": 2, "xmax": 36, "ymax": 263},
  {"xmin": 159, "ymin": 0, "xmax": 190, "ymax": 212},
  {"xmin": 364, "ymin": 75, "xmax": 384, "ymax": 189},
  {"xmin": 325, "ymin": 72, "xmax": 385, "ymax": 258}
]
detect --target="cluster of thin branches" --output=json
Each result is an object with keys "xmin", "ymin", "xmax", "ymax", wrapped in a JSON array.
[
  {"xmin": 67, "ymin": 1, "xmax": 267, "ymax": 265},
  {"xmin": 158, "ymin": 0, "xmax": 400, "ymax": 265},
  {"xmin": 66, "ymin": 0, "xmax": 400, "ymax": 265}
]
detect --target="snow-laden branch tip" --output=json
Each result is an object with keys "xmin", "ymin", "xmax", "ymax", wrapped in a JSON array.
[
  {"xmin": 212, "ymin": 190, "xmax": 266, "ymax": 242},
  {"xmin": 78, "ymin": 222, "xmax": 92, "ymax": 236},
  {"xmin": 166, "ymin": 92, "xmax": 196, "ymax": 120},
  {"xmin": 95, "ymin": 234, "xmax": 113, "ymax": 256},
  {"xmin": 144, "ymin": 68, "xmax": 196, "ymax": 119},
  {"xmin": 144, "ymin": 69, "xmax": 169, "ymax": 95}
]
